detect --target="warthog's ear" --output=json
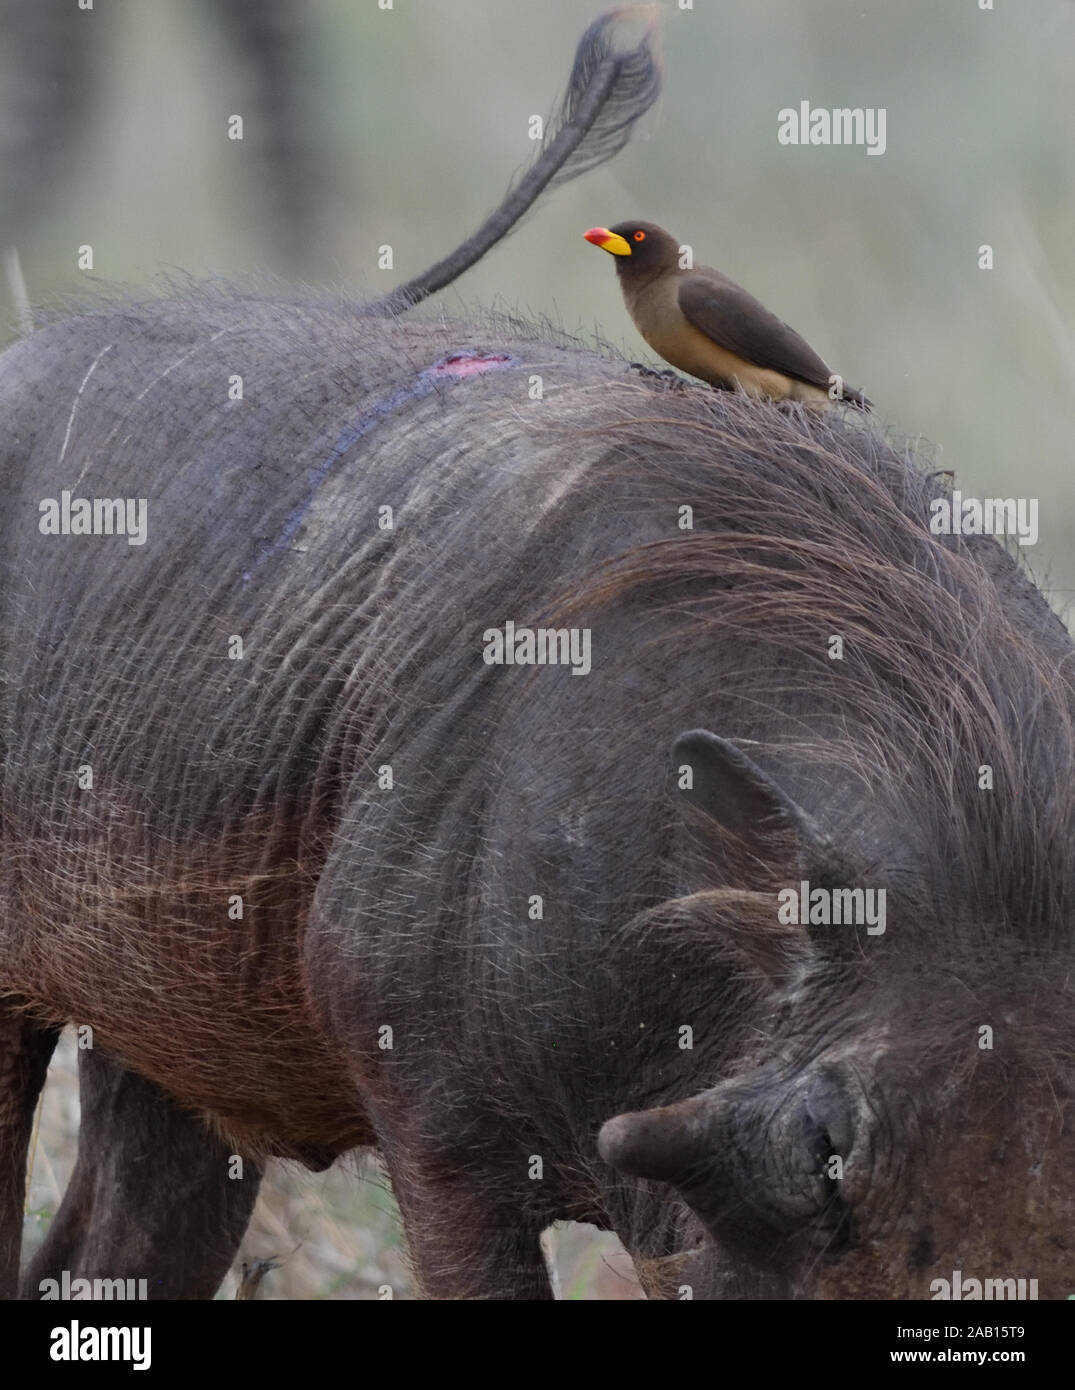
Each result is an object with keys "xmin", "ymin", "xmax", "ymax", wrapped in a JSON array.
[{"xmin": 672, "ymin": 729, "xmax": 831, "ymax": 883}]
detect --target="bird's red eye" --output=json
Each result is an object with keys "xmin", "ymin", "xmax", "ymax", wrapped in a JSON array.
[{"xmin": 634, "ymin": 230, "xmax": 646, "ymax": 242}]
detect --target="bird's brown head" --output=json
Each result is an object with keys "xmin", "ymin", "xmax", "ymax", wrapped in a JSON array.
[{"xmin": 583, "ymin": 221, "xmax": 681, "ymax": 278}]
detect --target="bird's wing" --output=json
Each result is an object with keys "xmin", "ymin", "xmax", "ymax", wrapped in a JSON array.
[{"xmin": 678, "ymin": 270, "xmax": 835, "ymax": 389}]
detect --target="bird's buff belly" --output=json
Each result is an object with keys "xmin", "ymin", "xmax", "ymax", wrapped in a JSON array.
[{"xmin": 637, "ymin": 315, "xmax": 829, "ymax": 403}]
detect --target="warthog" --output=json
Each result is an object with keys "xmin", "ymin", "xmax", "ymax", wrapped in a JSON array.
[
  {"xmin": 1, "ymin": 295, "xmax": 1072, "ymax": 1297},
  {"xmin": 1, "ymin": 11, "xmax": 1072, "ymax": 1301}
]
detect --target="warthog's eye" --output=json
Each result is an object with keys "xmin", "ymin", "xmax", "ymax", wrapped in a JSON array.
[{"xmin": 799, "ymin": 1114, "xmax": 854, "ymax": 1252}]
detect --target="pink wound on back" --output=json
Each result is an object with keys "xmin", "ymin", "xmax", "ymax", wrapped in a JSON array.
[{"xmin": 431, "ymin": 351, "xmax": 513, "ymax": 378}]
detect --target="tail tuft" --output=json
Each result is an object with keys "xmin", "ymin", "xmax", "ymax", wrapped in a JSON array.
[
  {"xmin": 546, "ymin": 6, "xmax": 664, "ymax": 191},
  {"xmin": 373, "ymin": 7, "xmax": 662, "ymax": 317}
]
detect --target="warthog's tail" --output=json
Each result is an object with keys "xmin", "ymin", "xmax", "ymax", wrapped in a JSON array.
[{"xmin": 373, "ymin": 6, "xmax": 662, "ymax": 316}]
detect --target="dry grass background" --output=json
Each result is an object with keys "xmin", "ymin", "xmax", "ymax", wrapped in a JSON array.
[{"xmin": 22, "ymin": 1031, "xmax": 641, "ymax": 1300}]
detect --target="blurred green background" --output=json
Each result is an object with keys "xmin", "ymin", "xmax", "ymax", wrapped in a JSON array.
[
  {"xmin": 3, "ymin": 0, "xmax": 1073, "ymax": 594},
  {"xmin": 7, "ymin": 0, "xmax": 1074, "ymax": 1298},
  {"xmin": 5, "ymin": 1, "xmax": 1074, "ymax": 595}
]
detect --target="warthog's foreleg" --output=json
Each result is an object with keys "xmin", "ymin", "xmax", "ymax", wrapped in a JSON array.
[
  {"xmin": 377, "ymin": 1134, "xmax": 555, "ymax": 1300},
  {"xmin": 20, "ymin": 1048, "xmax": 263, "ymax": 1300}
]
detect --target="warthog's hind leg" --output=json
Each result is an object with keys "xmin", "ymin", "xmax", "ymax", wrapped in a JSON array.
[{"xmin": 20, "ymin": 1047, "xmax": 263, "ymax": 1300}]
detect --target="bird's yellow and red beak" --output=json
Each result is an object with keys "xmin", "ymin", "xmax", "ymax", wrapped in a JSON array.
[{"xmin": 583, "ymin": 227, "xmax": 632, "ymax": 256}]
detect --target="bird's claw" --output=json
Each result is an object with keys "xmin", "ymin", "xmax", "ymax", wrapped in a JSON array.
[{"xmin": 628, "ymin": 363, "xmax": 687, "ymax": 388}]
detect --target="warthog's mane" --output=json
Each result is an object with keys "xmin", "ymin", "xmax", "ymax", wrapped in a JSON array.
[{"xmin": 540, "ymin": 383, "xmax": 1075, "ymax": 947}]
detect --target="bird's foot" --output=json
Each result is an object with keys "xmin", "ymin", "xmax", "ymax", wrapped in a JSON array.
[{"xmin": 628, "ymin": 363, "xmax": 688, "ymax": 389}]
